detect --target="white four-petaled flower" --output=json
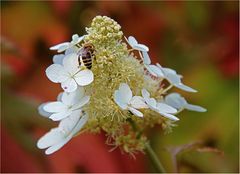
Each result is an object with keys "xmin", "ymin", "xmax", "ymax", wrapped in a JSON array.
[
  {"xmin": 164, "ymin": 93, "xmax": 207, "ymax": 112},
  {"xmin": 126, "ymin": 36, "xmax": 149, "ymax": 52},
  {"xmin": 46, "ymin": 53, "xmax": 94, "ymax": 93},
  {"xmin": 40, "ymin": 87, "xmax": 90, "ymax": 121},
  {"xmin": 141, "ymin": 89, "xmax": 179, "ymax": 121},
  {"xmin": 114, "ymin": 83, "xmax": 148, "ymax": 117},
  {"xmin": 156, "ymin": 63, "xmax": 197, "ymax": 93},
  {"xmin": 37, "ymin": 110, "xmax": 88, "ymax": 155},
  {"xmin": 50, "ymin": 34, "xmax": 84, "ymax": 53}
]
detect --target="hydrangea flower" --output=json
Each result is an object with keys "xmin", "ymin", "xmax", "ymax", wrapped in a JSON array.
[
  {"xmin": 37, "ymin": 16, "xmax": 206, "ymax": 155},
  {"xmin": 141, "ymin": 89, "xmax": 179, "ymax": 121},
  {"xmin": 126, "ymin": 36, "xmax": 149, "ymax": 52},
  {"xmin": 37, "ymin": 110, "xmax": 88, "ymax": 155},
  {"xmin": 50, "ymin": 34, "xmax": 84, "ymax": 53},
  {"xmin": 156, "ymin": 63, "xmax": 197, "ymax": 92},
  {"xmin": 164, "ymin": 93, "xmax": 207, "ymax": 112},
  {"xmin": 41, "ymin": 87, "xmax": 90, "ymax": 121},
  {"xmin": 114, "ymin": 83, "xmax": 148, "ymax": 117},
  {"xmin": 46, "ymin": 53, "xmax": 94, "ymax": 92}
]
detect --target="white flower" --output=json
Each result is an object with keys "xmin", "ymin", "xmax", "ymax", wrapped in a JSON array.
[
  {"xmin": 156, "ymin": 63, "xmax": 197, "ymax": 93},
  {"xmin": 114, "ymin": 83, "xmax": 148, "ymax": 117},
  {"xmin": 41, "ymin": 87, "xmax": 90, "ymax": 121},
  {"xmin": 164, "ymin": 93, "xmax": 207, "ymax": 112},
  {"xmin": 46, "ymin": 53, "xmax": 94, "ymax": 92},
  {"xmin": 126, "ymin": 36, "xmax": 149, "ymax": 52},
  {"xmin": 37, "ymin": 110, "xmax": 88, "ymax": 155},
  {"xmin": 50, "ymin": 34, "xmax": 85, "ymax": 53},
  {"xmin": 142, "ymin": 51, "xmax": 164, "ymax": 77},
  {"xmin": 141, "ymin": 89, "xmax": 179, "ymax": 121},
  {"xmin": 52, "ymin": 46, "xmax": 79, "ymax": 65}
]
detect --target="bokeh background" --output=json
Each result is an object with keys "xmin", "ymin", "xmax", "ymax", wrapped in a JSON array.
[{"xmin": 1, "ymin": 1, "xmax": 239, "ymax": 173}]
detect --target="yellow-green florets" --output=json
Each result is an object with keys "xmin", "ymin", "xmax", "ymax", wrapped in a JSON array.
[{"xmin": 83, "ymin": 16, "xmax": 172, "ymax": 153}]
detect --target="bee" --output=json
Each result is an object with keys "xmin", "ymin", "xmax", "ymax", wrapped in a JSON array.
[{"xmin": 78, "ymin": 43, "xmax": 95, "ymax": 69}]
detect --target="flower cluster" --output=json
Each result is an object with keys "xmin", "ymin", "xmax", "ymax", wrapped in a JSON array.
[{"xmin": 37, "ymin": 16, "xmax": 206, "ymax": 155}]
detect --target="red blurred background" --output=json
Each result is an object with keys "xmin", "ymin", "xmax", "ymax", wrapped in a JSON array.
[{"xmin": 1, "ymin": 1, "xmax": 239, "ymax": 173}]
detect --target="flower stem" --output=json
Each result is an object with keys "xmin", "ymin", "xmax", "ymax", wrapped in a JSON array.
[
  {"xmin": 145, "ymin": 142, "xmax": 166, "ymax": 173},
  {"xmin": 127, "ymin": 118, "xmax": 166, "ymax": 173}
]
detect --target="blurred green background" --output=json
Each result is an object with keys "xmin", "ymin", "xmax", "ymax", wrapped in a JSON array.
[{"xmin": 1, "ymin": 1, "xmax": 239, "ymax": 173}]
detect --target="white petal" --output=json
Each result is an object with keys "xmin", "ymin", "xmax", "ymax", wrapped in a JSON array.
[
  {"xmin": 116, "ymin": 83, "xmax": 132, "ymax": 104},
  {"xmin": 59, "ymin": 110, "xmax": 81, "ymax": 132},
  {"xmin": 133, "ymin": 44, "xmax": 149, "ymax": 52},
  {"xmin": 162, "ymin": 67, "xmax": 177, "ymax": 75},
  {"xmin": 159, "ymin": 112, "xmax": 179, "ymax": 121},
  {"xmin": 65, "ymin": 46, "xmax": 79, "ymax": 55},
  {"xmin": 74, "ymin": 69, "xmax": 94, "ymax": 86},
  {"xmin": 130, "ymin": 96, "xmax": 148, "ymax": 109},
  {"xmin": 43, "ymin": 102, "xmax": 67, "ymax": 113},
  {"xmin": 38, "ymin": 103, "xmax": 51, "ymax": 117},
  {"xmin": 145, "ymin": 65, "xmax": 158, "ymax": 77},
  {"xmin": 114, "ymin": 98, "xmax": 128, "ymax": 110},
  {"xmin": 72, "ymin": 35, "xmax": 84, "ymax": 44},
  {"xmin": 185, "ymin": 104, "xmax": 207, "ymax": 112},
  {"xmin": 157, "ymin": 103, "xmax": 177, "ymax": 114},
  {"xmin": 128, "ymin": 107, "xmax": 143, "ymax": 117},
  {"xmin": 49, "ymin": 110, "xmax": 72, "ymax": 121},
  {"xmin": 70, "ymin": 112, "xmax": 89, "ymax": 136},
  {"xmin": 166, "ymin": 73, "xmax": 181, "ymax": 84},
  {"xmin": 57, "ymin": 92, "xmax": 63, "ymax": 101},
  {"xmin": 61, "ymin": 78, "xmax": 78, "ymax": 93},
  {"xmin": 71, "ymin": 96, "xmax": 90, "ymax": 110},
  {"xmin": 61, "ymin": 87, "xmax": 85, "ymax": 105},
  {"xmin": 149, "ymin": 65, "xmax": 164, "ymax": 77},
  {"xmin": 62, "ymin": 53, "xmax": 79, "ymax": 75},
  {"xmin": 141, "ymin": 89, "xmax": 157, "ymax": 109},
  {"xmin": 45, "ymin": 137, "xmax": 70, "ymax": 155},
  {"xmin": 37, "ymin": 128, "xmax": 65, "ymax": 149},
  {"xmin": 175, "ymin": 83, "xmax": 197, "ymax": 93},
  {"xmin": 141, "ymin": 89, "xmax": 150, "ymax": 100},
  {"xmin": 50, "ymin": 42, "xmax": 70, "ymax": 52},
  {"xmin": 147, "ymin": 98, "xmax": 158, "ymax": 110},
  {"xmin": 164, "ymin": 93, "xmax": 186, "ymax": 109},
  {"xmin": 142, "ymin": 51, "xmax": 151, "ymax": 65},
  {"xmin": 59, "ymin": 110, "xmax": 88, "ymax": 136},
  {"xmin": 53, "ymin": 54, "xmax": 64, "ymax": 64},
  {"xmin": 128, "ymin": 36, "xmax": 138, "ymax": 47},
  {"xmin": 45, "ymin": 64, "xmax": 69, "ymax": 83},
  {"xmin": 72, "ymin": 34, "xmax": 79, "ymax": 42}
]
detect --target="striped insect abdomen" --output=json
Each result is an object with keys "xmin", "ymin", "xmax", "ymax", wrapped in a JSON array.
[{"xmin": 82, "ymin": 52, "xmax": 92, "ymax": 69}]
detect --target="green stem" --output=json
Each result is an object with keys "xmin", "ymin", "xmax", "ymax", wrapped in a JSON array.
[
  {"xmin": 145, "ymin": 143, "xmax": 166, "ymax": 173},
  {"xmin": 127, "ymin": 118, "xmax": 166, "ymax": 173}
]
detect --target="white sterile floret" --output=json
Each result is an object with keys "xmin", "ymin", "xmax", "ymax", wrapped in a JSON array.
[
  {"xmin": 37, "ymin": 110, "xmax": 88, "ymax": 155},
  {"xmin": 53, "ymin": 46, "xmax": 79, "ymax": 65},
  {"xmin": 126, "ymin": 36, "xmax": 149, "ymax": 52},
  {"xmin": 156, "ymin": 63, "xmax": 197, "ymax": 93},
  {"xmin": 164, "ymin": 93, "xmax": 207, "ymax": 112},
  {"xmin": 142, "ymin": 51, "xmax": 164, "ymax": 77},
  {"xmin": 114, "ymin": 83, "xmax": 148, "ymax": 117},
  {"xmin": 50, "ymin": 34, "xmax": 85, "ymax": 53},
  {"xmin": 46, "ymin": 53, "xmax": 94, "ymax": 92},
  {"xmin": 41, "ymin": 87, "xmax": 90, "ymax": 121},
  {"xmin": 141, "ymin": 89, "xmax": 179, "ymax": 121}
]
